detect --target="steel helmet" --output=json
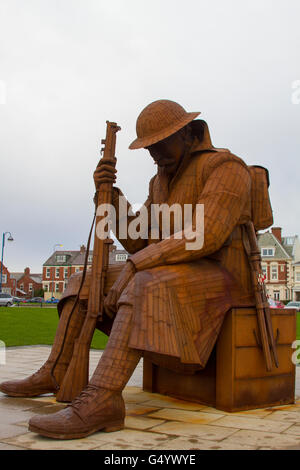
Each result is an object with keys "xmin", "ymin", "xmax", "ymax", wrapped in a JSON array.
[{"xmin": 129, "ymin": 99, "xmax": 200, "ymax": 150}]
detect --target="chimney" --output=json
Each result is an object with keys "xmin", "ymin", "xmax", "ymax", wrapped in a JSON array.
[
  {"xmin": 24, "ymin": 267, "xmax": 30, "ymax": 275},
  {"xmin": 80, "ymin": 245, "xmax": 86, "ymax": 253},
  {"xmin": 271, "ymin": 227, "xmax": 282, "ymax": 243}
]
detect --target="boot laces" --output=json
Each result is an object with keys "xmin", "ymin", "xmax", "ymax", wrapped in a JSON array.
[{"xmin": 70, "ymin": 384, "xmax": 103, "ymax": 411}]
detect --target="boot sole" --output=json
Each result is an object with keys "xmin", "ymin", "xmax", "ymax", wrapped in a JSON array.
[
  {"xmin": 0, "ymin": 389, "xmax": 56, "ymax": 398},
  {"xmin": 28, "ymin": 420, "xmax": 124, "ymax": 440}
]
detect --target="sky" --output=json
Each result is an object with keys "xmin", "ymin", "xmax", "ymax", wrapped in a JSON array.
[{"xmin": 0, "ymin": 0, "xmax": 299, "ymax": 272}]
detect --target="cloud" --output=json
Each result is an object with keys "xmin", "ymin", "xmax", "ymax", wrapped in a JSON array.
[{"xmin": 0, "ymin": 0, "xmax": 299, "ymax": 271}]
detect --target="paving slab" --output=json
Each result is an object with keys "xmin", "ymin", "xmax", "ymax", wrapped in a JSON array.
[
  {"xmin": 153, "ymin": 436, "xmax": 258, "ymax": 450},
  {"xmin": 1, "ymin": 346, "xmax": 300, "ymax": 450},
  {"xmin": 211, "ymin": 415, "xmax": 292, "ymax": 433},
  {"xmin": 125, "ymin": 415, "xmax": 165, "ymax": 431},
  {"xmin": 0, "ymin": 442, "xmax": 26, "ymax": 450},
  {"xmin": 222, "ymin": 429, "xmax": 300, "ymax": 449},
  {"xmin": 148, "ymin": 408, "xmax": 225, "ymax": 425},
  {"xmin": 150, "ymin": 421, "xmax": 239, "ymax": 441}
]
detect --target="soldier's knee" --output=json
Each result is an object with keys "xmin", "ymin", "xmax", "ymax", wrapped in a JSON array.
[{"xmin": 57, "ymin": 271, "xmax": 91, "ymax": 315}]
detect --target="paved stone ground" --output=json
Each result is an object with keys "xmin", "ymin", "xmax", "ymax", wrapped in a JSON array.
[{"xmin": 1, "ymin": 346, "xmax": 300, "ymax": 450}]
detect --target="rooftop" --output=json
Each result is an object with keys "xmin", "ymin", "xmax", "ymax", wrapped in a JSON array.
[
  {"xmin": 43, "ymin": 247, "xmax": 128, "ymax": 266},
  {"xmin": 257, "ymin": 232, "xmax": 292, "ymax": 260}
]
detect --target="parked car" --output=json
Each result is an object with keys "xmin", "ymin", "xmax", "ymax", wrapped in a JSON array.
[
  {"xmin": 12, "ymin": 296, "xmax": 22, "ymax": 303},
  {"xmin": 0, "ymin": 293, "xmax": 14, "ymax": 307},
  {"xmin": 268, "ymin": 298, "xmax": 280, "ymax": 308},
  {"xmin": 45, "ymin": 298, "xmax": 59, "ymax": 304},
  {"xmin": 285, "ymin": 301, "xmax": 300, "ymax": 312},
  {"xmin": 28, "ymin": 297, "xmax": 45, "ymax": 303}
]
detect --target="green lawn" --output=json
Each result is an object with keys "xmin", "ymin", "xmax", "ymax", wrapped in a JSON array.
[
  {"xmin": 0, "ymin": 306, "xmax": 108, "ymax": 349},
  {"xmin": 297, "ymin": 313, "xmax": 300, "ymax": 341},
  {"xmin": 1, "ymin": 306, "xmax": 299, "ymax": 350}
]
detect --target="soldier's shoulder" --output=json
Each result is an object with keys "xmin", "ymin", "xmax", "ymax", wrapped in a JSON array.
[
  {"xmin": 196, "ymin": 148, "xmax": 249, "ymax": 179},
  {"xmin": 200, "ymin": 147, "xmax": 247, "ymax": 167}
]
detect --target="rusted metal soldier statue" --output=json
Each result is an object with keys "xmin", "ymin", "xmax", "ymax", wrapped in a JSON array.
[{"xmin": 0, "ymin": 99, "xmax": 274, "ymax": 439}]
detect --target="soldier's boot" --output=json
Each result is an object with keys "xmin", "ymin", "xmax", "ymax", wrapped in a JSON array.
[
  {"xmin": 0, "ymin": 298, "xmax": 87, "ymax": 398},
  {"xmin": 28, "ymin": 304, "xmax": 142, "ymax": 439}
]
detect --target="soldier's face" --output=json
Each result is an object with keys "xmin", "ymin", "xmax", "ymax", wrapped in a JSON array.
[{"xmin": 145, "ymin": 129, "xmax": 186, "ymax": 175}]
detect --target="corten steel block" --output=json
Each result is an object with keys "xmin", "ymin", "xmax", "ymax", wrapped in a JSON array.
[{"xmin": 143, "ymin": 307, "xmax": 296, "ymax": 412}]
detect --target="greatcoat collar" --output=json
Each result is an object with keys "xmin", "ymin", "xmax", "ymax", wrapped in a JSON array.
[{"xmin": 167, "ymin": 120, "xmax": 216, "ymax": 193}]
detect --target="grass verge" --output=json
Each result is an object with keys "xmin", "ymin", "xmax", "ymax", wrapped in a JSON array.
[
  {"xmin": 1, "ymin": 307, "xmax": 299, "ymax": 350},
  {"xmin": 0, "ymin": 306, "xmax": 108, "ymax": 349}
]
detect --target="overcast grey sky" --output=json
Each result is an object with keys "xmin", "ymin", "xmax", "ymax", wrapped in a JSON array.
[{"xmin": 0, "ymin": 0, "xmax": 299, "ymax": 272}]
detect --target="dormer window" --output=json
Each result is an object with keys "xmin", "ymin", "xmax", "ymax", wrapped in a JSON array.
[
  {"xmin": 56, "ymin": 255, "xmax": 66, "ymax": 263},
  {"xmin": 116, "ymin": 253, "xmax": 128, "ymax": 262},
  {"xmin": 261, "ymin": 248, "xmax": 274, "ymax": 257}
]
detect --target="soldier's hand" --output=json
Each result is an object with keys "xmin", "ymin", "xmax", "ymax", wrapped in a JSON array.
[
  {"xmin": 104, "ymin": 262, "xmax": 136, "ymax": 317},
  {"xmin": 93, "ymin": 158, "xmax": 117, "ymax": 190}
]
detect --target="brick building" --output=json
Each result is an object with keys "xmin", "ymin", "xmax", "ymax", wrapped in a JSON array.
[
  {"xmin": 10, "ymin": 268, "xmax": 43, "ymax": 298},
  {"xmin": 293, "ymin": 262, "xmax": 300, "ymax": 301},
  {"xmin": 42, "ymin": 244, "xmax": 128, "ymax": 300},
  {"xmin": 282, "ymin": 235, "xmax": 300, "ymax": 302},
  {"xmin": 257, "ymin": 227, "xmax": 300, "ymax": 301},
  {"xmin": 0, "ymin": 262, "xmax": 16, "ymax": 295}
]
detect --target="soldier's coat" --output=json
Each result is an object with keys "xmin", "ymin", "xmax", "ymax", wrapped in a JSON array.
[
  {"xmin": 116, "ymin": 122, "xmax": 255, "ymax": 368},
  {"xmin": 60, "ymin": 122, "xmax": 256, "ymax": 369}
]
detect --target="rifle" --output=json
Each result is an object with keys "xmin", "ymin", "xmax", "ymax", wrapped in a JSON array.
[
  {"xmin": 244, "ymin": 221, "xmax": 279, "ymax": 371},
  {"xmin": 56, "ymin": 121, "xmax": 120, "ymax": 402}
]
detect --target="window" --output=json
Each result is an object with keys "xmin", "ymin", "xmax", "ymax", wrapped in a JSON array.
[
  {"xmin": 64, "ymin": 267, "xmax": 68, "ymax": 279},
  {"xmin": 261, "ymin": 248, "xmax": 274, "ymax": 257},
  {"xmin": 55, "ymin": 268, "xmax": 60, "ymax": 278},
  {"xmin": 116, "ymin": 253, "xmax": 128, "ymax": 262},
  {"xmin": 274, "ymin": 290, "xmax": 280, "ymax": 300},
  {"xmin": 285, "ymin": 237, "xmax": 294, "ymax": 245},
  {"xmin": 29, "ymin": 283, "xmax": 33, "ymax": 292},
  {"xmin": 20, "ymin": 284, "xmax": 24, "ymax": 291},
  {"xmin": 44, "ymin": 284, "xmax": 49, "ymax": 292},
  {"xmin": 296, "ymin": 272, "xmax": 300, "ymax": 282},
  {"xmin": 0, "ymin": 274, "xmax": 7, "ymax": 284},
  {"xmin": 271, "ymin": 264, "xmax": 278, "ymax": 280},
  {"xmin": 55, "ymin": 283, "xmax": 60, "ymax": 293},
  {"xmin": 261, "ymin": 264, "xmax": 268, "ymax": 280},
  {"xmin": 46, "ymin": 268, "xmax": 50, "ymax": 279},
  {"xmin": 56, "ymin": 255, "xmax": 66, "ymax": 263},
  {"xmin": 280, "ymin": 265, "xmax": 284, "ymax": 272},
  {"xmin": 75, "ymin": 267, "xmax": 80, "ymax": 273},
  {"xmin": 88, "ymin": 254, "xmax": 93, "ymax": 263}
]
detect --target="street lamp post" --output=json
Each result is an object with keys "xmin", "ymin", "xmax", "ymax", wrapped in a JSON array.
[
  {"xmin": 0, "ymin": 232, "xmax": 14, "ymax": 293},
  {"xmin": 51, "ymin": 243, "xmax": 63, "ymax": 300}
]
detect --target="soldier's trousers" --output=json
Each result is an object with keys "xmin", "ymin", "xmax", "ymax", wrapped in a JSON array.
[{"xmin": 50, "ymin": 265, "xmax": 142, "ymax": 391}]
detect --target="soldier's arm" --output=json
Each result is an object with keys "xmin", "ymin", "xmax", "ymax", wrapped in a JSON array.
[
  {"xmin": 93, "ymin": 157, "xmax": 154, "ymax": 254},
  {"xmin": 129, "ymin": 159, "xmax": 251, "ymax": 270},
  {"xmin": 110, "ymin": 176, "xmax": 155, "ymax": 254}
]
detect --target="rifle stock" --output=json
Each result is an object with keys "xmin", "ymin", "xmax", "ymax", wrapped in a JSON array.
[
  {"xmin": 56, "ymin": 121, "xmax": 120, "ymax": 402},
  {"xmin": 245, "ymin": 221, "xmax": 279, "ymax": 371}
]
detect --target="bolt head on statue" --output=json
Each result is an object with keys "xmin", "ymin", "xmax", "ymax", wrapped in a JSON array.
[{"xmin": 129, "ymin": 99, "xmax": 200, "ymax": 150}]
